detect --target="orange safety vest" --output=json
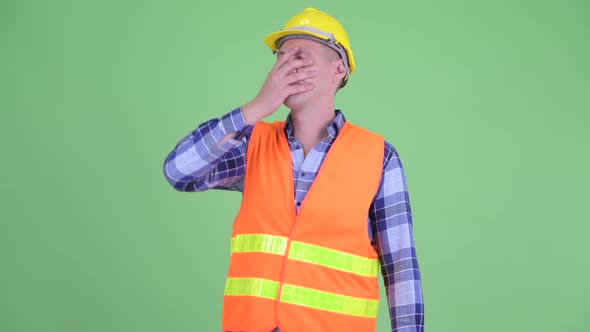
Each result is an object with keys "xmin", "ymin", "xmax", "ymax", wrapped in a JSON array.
[{"xmin": 222, "ymin": 120, "xmax": 385, "ymax": 332}]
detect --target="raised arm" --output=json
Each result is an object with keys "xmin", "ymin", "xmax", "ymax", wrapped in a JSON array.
[
  {"xmin": 163, "ymin": 46, "xmax": 316, "ymax": 192},
  {"xmin": 163, "ymin": 107, "xmax": 251, "ymax": 192}
]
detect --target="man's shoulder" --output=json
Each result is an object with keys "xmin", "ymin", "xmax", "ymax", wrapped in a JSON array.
[
  {"xmin": 345, "ymin": 122, "xmax": 384, "ymax": 141},
  {"xmin": 251, "ymin": 120, "xmax": 285, "ymax": 134},
  {"xmin": 345, "ymin": 122, "xmax": 402, "ymax": 168},
  {"xmin": 345, "ymin": 122, "xmax": 399, "ymax": 150}
]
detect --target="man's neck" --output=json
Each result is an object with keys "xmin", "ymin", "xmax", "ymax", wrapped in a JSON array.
[{"xmin": 289, "ymin": 103, "xmax": 336, "ymax": 155}]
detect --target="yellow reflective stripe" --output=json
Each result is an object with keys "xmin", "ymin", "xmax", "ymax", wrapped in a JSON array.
[
  {"xmin": 231, "ymin": 234, "xmax": 288, "ymax": 255},
  {"xmin": 288, "ymin": 241, "xmax": 379, "ymax": 277},
  {"xmin": 224, "ymin": 278, "xmax": 378, "ymax": 318},
  {"xmin": 280, "ymin": 284, "xmax": 379, "ymax": 318},
  {"xmin": 230, "ymin": 234, "xmax": 378, "ymax": 276},
  {"xmin": 224, "ymin": 278, "xmax": 279, "ymax": 299}
]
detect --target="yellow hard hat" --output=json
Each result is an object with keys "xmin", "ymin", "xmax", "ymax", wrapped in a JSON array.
[{"xmin": 263, "ymin": 8, "xmax": 355, "ymax": 80}]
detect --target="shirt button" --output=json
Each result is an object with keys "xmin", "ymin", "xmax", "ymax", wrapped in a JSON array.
[
  {"xmin": 301, "ymin": 172, "xmax": 305, "ymax": 177},
  {"xmin": 296, "ymin": 202, "xmax": 301, "ymax": 206}
]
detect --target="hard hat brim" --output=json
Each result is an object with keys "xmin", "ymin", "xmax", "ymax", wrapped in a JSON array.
[{"xmin": 263, "ymin": 29, "xmax": 333, "ymax": 51}]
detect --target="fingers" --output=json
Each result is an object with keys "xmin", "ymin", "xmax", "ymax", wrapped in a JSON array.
[
  {"xmin": 279, "ymin": 58, "xmax": 313, "ymax": 76},
  {"xmin": 272, "ymin": 47, "xmax": 300, "ymax": 72},
  {"xmin": 285, "ymin": 70, "xmax": 317, "ymax": 85},
  {"xmin": 258, "ymin": 47, "xmax": 315, "ymax": 105},
  {"xmin": 286, "ymin": 82, "xmax": 314, "ymax": 96}
]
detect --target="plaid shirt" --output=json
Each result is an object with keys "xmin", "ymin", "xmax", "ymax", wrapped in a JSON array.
[{"xmin": 163, "ymin": 107, "xmax": 425, "ymax": 332}]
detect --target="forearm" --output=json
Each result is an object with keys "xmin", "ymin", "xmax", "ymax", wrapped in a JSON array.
[
  {"xmin": 381, "ymin": 242, "xmax": 424, "ymax": 332},
  {"xmin": 371, "ymin": 143, "xmax": 425, "ymax": 332},
  {"xmin": 163, "ymin": 107, "xmax": 252, "ymax": 192}
]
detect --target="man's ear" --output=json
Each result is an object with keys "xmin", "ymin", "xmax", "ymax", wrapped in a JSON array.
[{"xmin": 333, "ymin": 59, "xmax": 347, "ymax": 83}]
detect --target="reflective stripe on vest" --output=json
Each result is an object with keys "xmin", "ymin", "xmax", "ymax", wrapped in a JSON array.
[
  {"xmin": 224, "ymin": 277, "xmax": 379, "ymax": 318},
  {"xmin": 230, "ymin": 233, "xmax": 379, "ymax": 277}
]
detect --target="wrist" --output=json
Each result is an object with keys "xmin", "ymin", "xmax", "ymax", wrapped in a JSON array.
[{"xmin": 241, "ymin": 100, "xmax": 267, "ymax": 125}]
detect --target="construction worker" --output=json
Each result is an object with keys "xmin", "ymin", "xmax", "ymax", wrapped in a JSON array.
[{"xmin": 163, "ymin": 8, "xmax": 424, "ymax": 332}]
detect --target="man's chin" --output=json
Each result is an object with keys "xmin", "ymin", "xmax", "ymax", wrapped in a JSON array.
[{"xmin": 284, "ymin": 90, "xmax": 313, "ymax": 110}]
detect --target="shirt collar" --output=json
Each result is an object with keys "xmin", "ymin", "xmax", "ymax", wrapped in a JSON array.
[{"xmin": 284, "ymin": 110, "xmax": 347, "ymax": 141}]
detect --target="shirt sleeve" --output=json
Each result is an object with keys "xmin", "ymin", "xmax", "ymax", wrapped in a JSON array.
[
  {"xmin": 162, "ymin": 107, "xmax": 253, "ymax": 192},
  {"xmin": 369, "ymin": 141, "xmax": 425, "ymax": 332}
]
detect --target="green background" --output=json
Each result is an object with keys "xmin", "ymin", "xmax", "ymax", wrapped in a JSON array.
[{"xmin": 1, "ymin": 0, "xmax": 589, "ymax": 331}]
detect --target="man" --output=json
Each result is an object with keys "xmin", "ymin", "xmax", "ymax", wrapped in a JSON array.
[{"xmin": 163, "ymin": 7, "xmax": 424, "ymax": 332}]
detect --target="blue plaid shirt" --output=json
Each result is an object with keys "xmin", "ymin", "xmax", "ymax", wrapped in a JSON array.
[{"xmin": 163, "ymin": 107, "xmax": 424, "ymax": 332}]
